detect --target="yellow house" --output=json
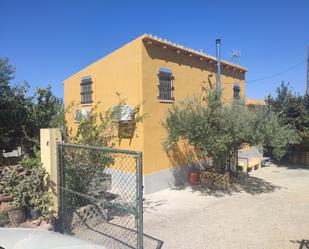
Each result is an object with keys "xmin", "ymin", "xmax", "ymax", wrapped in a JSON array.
[
  {"xmin": 246, "ymin": 98, "xmax": 266, "ymax": 107},
  {"xmin": 64, "ymin": 34, "xmax": 247, "ymax": 193}
]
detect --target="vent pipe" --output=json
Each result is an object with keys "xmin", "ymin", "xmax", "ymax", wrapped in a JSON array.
[
  {"xmin": 307, "ymin": 46, "xmax": 309, "ymax": 96},
  {"xmin": 216, "ymin": 39, "xmax": 221, "ymax": 91}
]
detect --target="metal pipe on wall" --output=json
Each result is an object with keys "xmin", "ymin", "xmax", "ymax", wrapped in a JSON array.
[
  {"xmin": 216, "ymin": 39, "xmax": 221, "ymax": 91},
  {"xmin": 306, "ymin": 47, "xmax": 309, "ymax": 96}
]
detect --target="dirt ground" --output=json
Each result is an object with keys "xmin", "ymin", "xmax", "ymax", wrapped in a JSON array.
[{"xmin": 143, "ymin": 164, "xmax": 309, "ymax": 249}]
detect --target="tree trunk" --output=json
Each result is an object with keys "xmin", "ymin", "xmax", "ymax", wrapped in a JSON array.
[{"xmin": 213, "ymin": 157, "xmax": 224, "ymax": 171}]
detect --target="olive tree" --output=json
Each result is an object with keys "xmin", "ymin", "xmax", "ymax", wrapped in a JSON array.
[{"xmin": 163, "ymin": 89, "xmax": 300, "ymax": 169}]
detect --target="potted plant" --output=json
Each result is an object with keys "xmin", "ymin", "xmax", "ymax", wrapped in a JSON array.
[
  {"xmin": 188, "ymin": 170, "xmax": 199, "ymax": 186},
  {"xmin": 2, "ymin": 164, "xmax": 52, "ymax": 225},
  {"xmin": 0, "ymin": 211, "xmax": 10, "ymax": 227},
  {"xmin": 20, "ymin": 150, "xmax": 52, "ymax": 220},
  {"xmin": 29, "ymin": 191, "xmax": 52, "ymax": 220},
  {"xmin": 2, "ymin": 167, "xmax": 27, "ymax": 226},
  {"xmin": 24, "ymin": 167, "xmax": 52, "ymax": 220}
]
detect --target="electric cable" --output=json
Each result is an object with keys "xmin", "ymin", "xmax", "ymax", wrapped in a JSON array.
[{"xmin": 220, "ymin": 58, "xmax": 306, "ymax": 85}]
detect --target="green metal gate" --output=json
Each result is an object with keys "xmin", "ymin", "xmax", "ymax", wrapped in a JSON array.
[{"xmin": 57, "ymin": 143, "xmax": 143, "ymax": 249}]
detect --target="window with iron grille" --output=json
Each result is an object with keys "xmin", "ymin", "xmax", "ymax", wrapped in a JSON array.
[
  {"xmin": 81, "ymin": 76, "xmax": 93, "ymax": 104},
  {"xmin": 233, "ymin": 83, "xmax": 240, "ymax": 99},
  {"xmin": 158, "ymin": 68, "xmax": 174, "ymax": 101}
]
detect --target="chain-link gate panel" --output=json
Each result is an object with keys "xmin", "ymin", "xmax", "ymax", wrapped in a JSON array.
[{"xmin": 58, "ymin": 143, "xmax": 143, "ymax": 249}]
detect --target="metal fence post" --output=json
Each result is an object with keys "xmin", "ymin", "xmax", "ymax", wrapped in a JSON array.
[
  {"xmin": 57, "ymin": 144, "xmax": 65, "ymax": 233},
  {"xmin": 136, "ymin": 153, "xmax": 143, "ymax": 249}
]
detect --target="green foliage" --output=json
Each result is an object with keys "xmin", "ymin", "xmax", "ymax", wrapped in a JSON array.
[
  {"xmin": 0, "ymin": 57, "xmax": 63, "ymax": 155},
  {"xmin": 25, "ymin": 86, "xmax": 64, "ymax": 148},
  {"xmin": 250, "ymin": 106, "xmax": 300, "ymax": 159},
  {"xmin": 29, "ymin": 191, "xmax": 52, "ymax": 220},
  {"xmin": 0, "ymin": 212, "xmax": 9, "ymax": 227},
  {"xmin": 266, "ymin": 81, "xmax": 309, "ymax": 151},
  {"xmin": 69, "ymin": 98, "xmax": 145, "ymax": 146},
  {"xmin": 0, "ymin": 58, "xmax": 30, "ymax": 152},
  {"xmin": 25, "ymin": 167, "xmax": 52, "ymax": 220},
  {"xmin": 65, "ymin": 103, "xmax": 122, "ymax": 195},
  {"xmin": 163, "ymin": 89, "xmax": 300, "ymax": 168},
  {"xmin": 69, "ymin": 104, "xmax": 118, "ymax": 147},
  {"xmin": 49, "ymin": 99, "xmax": 65, "ymax": 132},
  {"xmin": 20, "ymin": 147, "xmax": 42, "ymax": 169},
  {"xmin": 2, "ymin": 168, "xmax": 27, "ymax": 208},
  {"xmin": 2, "ymin": 163, "xmax": 52, "ymax": 220},
  {"xmin": 65, "ymin": 99, "xmax": 145, "ymax": 196},
  {"xmin": 0, "ymin": 57, "xmax": 15, "ymax": 86}
]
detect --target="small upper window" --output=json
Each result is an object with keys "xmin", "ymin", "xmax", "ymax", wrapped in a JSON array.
[
  {"xmin": 233, "ymin": 83, "xmax": 240, "ymax": 99},
  {"xmin": 81, "ymin": 76, "xmax": 93, "ymax": 104},
  {"xmin": 158, "ymin": 68, "xmax": 174, "ymax": 102}
]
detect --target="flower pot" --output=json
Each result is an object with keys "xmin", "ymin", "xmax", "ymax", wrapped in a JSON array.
[
  {"xmin": 7, "ymin": 206, "xmax": 26, "ymax": 226},
  {"xmin": 188, "ymin": 171, "xmax": 199, "ymax": 186}
]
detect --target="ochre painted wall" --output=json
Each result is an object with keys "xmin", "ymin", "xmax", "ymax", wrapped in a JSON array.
[
  {"xmin": 141, "ymin": 40, "xmax": 245, "ymax": 175},
  {"xmin": 63, "ymin": 36, "xmax": 144, "ymax": 153},
  {"xmin": 64, "ymin": 35, "xmax": 246, "ymax": 176}
]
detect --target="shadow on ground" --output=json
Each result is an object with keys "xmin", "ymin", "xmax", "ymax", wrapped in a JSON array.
[
  {"xmin": 276, "ymin": 161, "xmax": 309, "ymax": 170},
  {"xmin": 290, "ymin": 239, "xmax": 309, "ymax": 249},
  {"xmin": 172, "ymin": 172, "xmax": 283, "ymax": 198},
  {"xmin": 143, "ymin": 200, "xmax": 168, "ymax": 214},
  {"xmin": 71, "ymin": 219, "xmax": 164, "ymax": 249}
]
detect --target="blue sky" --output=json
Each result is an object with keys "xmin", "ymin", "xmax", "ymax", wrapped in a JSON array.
[{"xmin": 1, "ymin": 0, "xmax": 308, "ymax": 99}]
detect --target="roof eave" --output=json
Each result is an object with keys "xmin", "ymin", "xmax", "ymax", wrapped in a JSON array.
[{"xmin": 143, "ymin": 35, "xmax": 248, "ymax": 72}]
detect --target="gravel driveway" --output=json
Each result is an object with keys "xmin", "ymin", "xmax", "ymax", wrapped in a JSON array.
[{"xmin": 143, "ymin": 165, "xmax": 309, "ymax": 249}]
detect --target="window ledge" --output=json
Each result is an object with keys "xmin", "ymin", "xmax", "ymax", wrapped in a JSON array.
[
  {"xmin": 81, "ymin": 103, "xmax": 93, "ymax": 106},
  {"xmin": 159, "ymin": 99, "xmax": 174, "ymax": 103}
]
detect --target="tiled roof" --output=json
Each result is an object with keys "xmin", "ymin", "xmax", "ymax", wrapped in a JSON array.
[{"xmin": 143, "ymin": 34, "xmax": 248, "ymax": 72}]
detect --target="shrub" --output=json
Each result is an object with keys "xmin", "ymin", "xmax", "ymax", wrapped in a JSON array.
[
  {"xmin": 2, "ymin": 162, "xmax": 52, "ymax": 220},
  {"xmin": 2, "ymin": 167, "xmax": 27, "ymax": 208},
  {"xmin": 0, "ymin": 212, "xmax": 9, "ymax": 227},
  {"xmin": 20, "ymin": 147, "xmax": 41, "ymax": 169},
  {"xmin": 64, "ymin": 98, "xmax": 145, "ymax": 196}
]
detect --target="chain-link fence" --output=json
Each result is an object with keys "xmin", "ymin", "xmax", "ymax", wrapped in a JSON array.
[{"xmin": 57, "ymin": 143, "xmax": 143, "ymax": 249}]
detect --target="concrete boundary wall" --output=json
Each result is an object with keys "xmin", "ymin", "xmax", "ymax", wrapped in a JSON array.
[
  {"xmin": 144, "ymin": 165, "xmax": 193, "ymax": 194},
  {"xmin": 40, "ymin": 128, "xmax": 62, "ymax": 215}
]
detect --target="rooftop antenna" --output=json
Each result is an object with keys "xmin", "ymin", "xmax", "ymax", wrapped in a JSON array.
[{"xmin": 230, "ymin": 48, "xmax": 241, "ymax": 63}]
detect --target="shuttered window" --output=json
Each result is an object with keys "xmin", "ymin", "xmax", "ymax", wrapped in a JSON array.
[
  {"xmin": 81, "ymin": 76, "xmax": 93, "ymax": 104},
  {"xmin": 158, "ymin": 68, "xmax": 174, "ymax": 101},
  {"xmin": 233, "ymin": 83, "xmax": 240, "ymax": 99}
]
